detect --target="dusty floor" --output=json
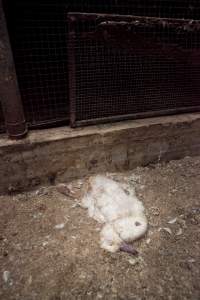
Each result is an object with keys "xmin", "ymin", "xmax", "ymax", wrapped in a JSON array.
[{"xmin": 0, "ymin": 156, "xmax": 200, "ymax": 300}]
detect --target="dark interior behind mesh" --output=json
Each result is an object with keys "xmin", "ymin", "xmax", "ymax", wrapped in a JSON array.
[
  {"xmin": 4, "ymin": 1, "xmax": 70, "ymax": 127},
  {"xmin": 2, "ymin": 0, "xmax": 200, "ymax": 128},
  {"xmin": 69, "ymin": 10, "xmax": 200, "ymax": 126},
  {"xmin": 74, "ymin": 39, "xmax": 200, "ymax": 123}
]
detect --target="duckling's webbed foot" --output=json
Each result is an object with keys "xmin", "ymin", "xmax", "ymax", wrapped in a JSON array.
[{"xmin": 119, "ymin": 243, "xmax": 138, "ymax": 255}]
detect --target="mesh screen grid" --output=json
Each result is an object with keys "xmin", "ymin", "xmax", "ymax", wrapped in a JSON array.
[
  {"xmin": 68, "ymin": 13, "xmax": 200, "ymax": 126},
  {"xmin": 3, "ymin": 1, "xmax": 200, "ymax": 129},
  {"xmin": 5, "ymin": 1, "xmax": 70, "ymax": 127}
]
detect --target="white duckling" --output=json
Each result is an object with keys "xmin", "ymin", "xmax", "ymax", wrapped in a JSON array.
[{"xmin": 82, "ymin": 175, "xmax": 148, "ymax": 253}]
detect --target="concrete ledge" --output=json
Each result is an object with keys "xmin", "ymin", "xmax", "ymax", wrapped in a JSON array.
[{"xmin": 0, "ymin": 113, "xmax": 200, "ymax": 194}]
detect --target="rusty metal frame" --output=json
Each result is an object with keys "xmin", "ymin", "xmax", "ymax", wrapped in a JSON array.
[
  {"xmin": 0, "ymin": 0, "xmax": 27, "ymax": 138},
  {"xmin": 71, "ymin": 106, "xmax": 200, "ymax": 127},
  {"xmin": 67, "ymin": 12, "xmax": 200, "ymax": 29},
  {"xmin": 67, "ymin": 12, "xmax": 200, "ymax": 127}
]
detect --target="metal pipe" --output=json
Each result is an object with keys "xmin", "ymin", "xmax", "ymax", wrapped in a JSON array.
[{"xmin": 0, "ymin": 0, "xmax": 27, "ymax": 139}]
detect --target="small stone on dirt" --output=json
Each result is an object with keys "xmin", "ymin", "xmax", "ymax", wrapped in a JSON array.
[{"xmin": 158, "ymin": 227, "xmax": 172, "ymax": 235}]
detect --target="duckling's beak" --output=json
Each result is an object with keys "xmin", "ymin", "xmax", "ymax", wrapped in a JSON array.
[{"xmin": 119, "ymin": 243, "xmax": 138, "ymax": 255}]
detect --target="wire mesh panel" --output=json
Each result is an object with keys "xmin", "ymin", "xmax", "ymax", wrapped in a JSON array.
[
  {"xmin": 68, "ymin": 12, "xmax": 200, "ymax": 127},
  {"xmin": 5, "ymin": 1, "xmax": 70, "ymax": 128},
  {"xmin": 4, "ymin": 1, "xmax": 200, "ymax": 129}
]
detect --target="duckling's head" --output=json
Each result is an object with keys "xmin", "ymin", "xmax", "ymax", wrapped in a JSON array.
[
  {"xmin": 100, "ymin": 215, "xmax": 147, "ymax": 253},
  {"xmin": 114, "ymin": 215, "xmax": 148, "ymax": 243}
]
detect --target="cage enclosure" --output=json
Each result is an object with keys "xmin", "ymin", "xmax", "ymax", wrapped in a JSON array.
[{"xmin": 1, "ymin": 0, "xmax": 200, "ymax": 130}]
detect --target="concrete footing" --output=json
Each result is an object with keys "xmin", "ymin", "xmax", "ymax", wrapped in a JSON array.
[{"xmin": 0, "ymin": 113, "xmax": 200, "ymax": 194}]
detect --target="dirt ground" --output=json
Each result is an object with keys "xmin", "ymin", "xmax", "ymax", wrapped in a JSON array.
[{"xmin": 0, "ymin": 156, "xmax": 200, "ymax": 300}]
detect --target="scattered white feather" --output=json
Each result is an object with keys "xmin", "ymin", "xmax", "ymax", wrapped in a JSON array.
[
  {"xmin": 54, "ymin": 223, "xmax": 65, "ymax": 229},
  {"xmin": 81, "ymin": 175, "xmax": 148, "ymax": 253},
  {"xmin": 3, "ymin": 271, "xmax": 10, "ymax": 283},
  {"xmin": 42, "ymin": 241, "xmax": 48, "ymax": 247},
  {"xmin": 167, "ymin": 217, "xmax": 177, "ymax": 224},
  {"xmin": 128, "ymin": 258, "xmax": 137, "ymax": 265}
]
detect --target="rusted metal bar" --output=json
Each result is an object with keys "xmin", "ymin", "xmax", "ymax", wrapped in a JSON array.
[
  {"xmin": 0, "ymin": 0, "xmax": 27, "ymax": 139},
  {"xmin": 67, "ymin": 14, "xmax": 77, "ymax": 128},
  {"xmin": 67, "ymin": 12, "xmax": 200, "ymax": 32},
  {"xmin": 74, "ymin": 106, "xmax": 200, "ymax": 127}
]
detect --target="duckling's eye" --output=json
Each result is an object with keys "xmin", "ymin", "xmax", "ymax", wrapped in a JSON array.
[{"xmin": 135, "ymin": 221, "xmax": 141, "ymax": 226}]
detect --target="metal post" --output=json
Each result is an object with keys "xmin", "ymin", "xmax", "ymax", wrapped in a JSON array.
[
  {"xmin": 67, "ymin": 14, "xmax": 77, "ymax": 128},
  {"xmin": 0, "ymin": 0, "xmax": 27, "ymax": 139}
]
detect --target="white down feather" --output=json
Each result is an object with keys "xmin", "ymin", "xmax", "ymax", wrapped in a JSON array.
[{"xmin": 82, "ymin": 175, "xmax": 148, "ymax": 253}]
